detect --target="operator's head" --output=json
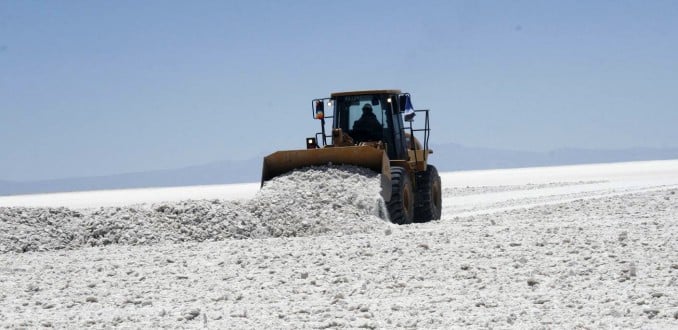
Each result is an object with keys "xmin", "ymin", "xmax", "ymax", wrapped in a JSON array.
[{"xmin": 362, "ymin": 104, "xmax": 373, "ymax": 114}]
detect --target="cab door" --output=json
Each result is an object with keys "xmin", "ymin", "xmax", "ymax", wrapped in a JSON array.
[{"xmin": 387, "ymin": 94, "xmax": 409, "ymax": 160}]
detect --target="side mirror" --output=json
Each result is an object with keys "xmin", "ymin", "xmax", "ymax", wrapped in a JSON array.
[
  {"xmin": 314, "ymin": 100, "xmax": 324, "ymax": 119},
  {"xmin": 401, "ymin": 94, "xmax": 416, "ymax": 122},
  {"xmin": 398, "ymin": 95, "xmax": 408, "ymax": 113}
]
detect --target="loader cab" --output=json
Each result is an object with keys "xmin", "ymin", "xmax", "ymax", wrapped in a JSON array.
[{"xmin": 330, "ymin": 90, "xmax": 409, "ymax": 160}]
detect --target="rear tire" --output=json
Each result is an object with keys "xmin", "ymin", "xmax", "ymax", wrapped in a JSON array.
[
  {"xmin": 414, "ymin": 165, "xmax": 442, "ymax": 222},
  {"xmin": 387, "ymin": 166, "xmax": 414, "ymax": 225}
]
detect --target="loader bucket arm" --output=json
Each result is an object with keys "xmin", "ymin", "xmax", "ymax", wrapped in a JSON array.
[{"xmin": 261, "ymin": 146, "xmax": 392, "ymax": 201}]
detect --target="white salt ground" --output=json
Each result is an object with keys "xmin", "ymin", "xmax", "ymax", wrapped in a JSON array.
[{"xmin": 1, "ymin": 160, "xmax": 678, "ymax": 328}]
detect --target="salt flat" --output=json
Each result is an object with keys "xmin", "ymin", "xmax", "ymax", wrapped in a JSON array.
[
  {"xmin": 1, "ymin": 160, "xmax": 677, "ymax": 328},
  {"xmin": 2, "ymin": 159, "xmax": 677, "ymax": 210}
]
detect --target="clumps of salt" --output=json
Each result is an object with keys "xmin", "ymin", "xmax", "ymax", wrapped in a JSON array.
[
  {"xmin": 0, "ymin": 165, "xmax": 390, "ymax": 253},
  {"xmin": 249, "ymin": 165, "xmax": 388, "ymax": 238}
]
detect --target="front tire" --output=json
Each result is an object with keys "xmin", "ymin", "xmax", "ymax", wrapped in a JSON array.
[
  {"xmin": 414, "ymin": 165, "xmax": 442, "ymax": 222},
  {"xmin": 387, "ymin": 166, "xmax": 414, "ymax": 225}
]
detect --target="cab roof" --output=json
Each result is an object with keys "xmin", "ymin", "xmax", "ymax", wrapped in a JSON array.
[{"xmin": 330, "ymin": 89, "xmax": 402, "ymax": 98}]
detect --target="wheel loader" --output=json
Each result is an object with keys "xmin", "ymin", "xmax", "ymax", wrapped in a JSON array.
[{"xmin": 261, "ymin": 90, "xmax": 441, "ymax": 224}]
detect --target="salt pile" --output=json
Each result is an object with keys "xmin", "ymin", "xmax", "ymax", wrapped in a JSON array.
[
  {"xmin": 0, "ymin": 165, "xmax": 389, "ymax": 253},
  {"xmin": 250, "ymin": 165, "xmax": 388, "ymax": 237}
]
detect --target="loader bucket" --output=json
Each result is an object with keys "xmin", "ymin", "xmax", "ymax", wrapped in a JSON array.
[{"xmin": 261, "ymin": 146, "xmax": 392, "ymax": 201}]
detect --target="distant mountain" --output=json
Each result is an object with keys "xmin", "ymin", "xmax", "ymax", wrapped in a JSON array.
[
  {"xmin": 0, "ymin": 159, "xmax": 262, "ymax": 196},
  {"xmin": 1, "ymin": 145, "xmax": 677, "ymax": 196}
]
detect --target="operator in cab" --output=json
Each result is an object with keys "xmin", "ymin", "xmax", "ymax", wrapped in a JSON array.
[{"xmin": 351, "ymin": 103, "xmax": 383, "ymax": 143}]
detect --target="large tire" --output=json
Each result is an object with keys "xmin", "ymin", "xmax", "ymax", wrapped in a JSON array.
[
  {"xmin": 387, "ymin": 166, "xmax": 414, "ymax": 225},
  {"xmin": 413, "ymin": 165, "xmax": 442, "ymax": 222}
]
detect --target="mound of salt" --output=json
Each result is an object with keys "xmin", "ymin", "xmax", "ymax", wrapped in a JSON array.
[
  {"xmin": 247, "ymin": 165, "xmax": 388, "ymax": 238},
  {"xmin": 0, "ymin": 165, "xmax": 389, "ymax": 253}
]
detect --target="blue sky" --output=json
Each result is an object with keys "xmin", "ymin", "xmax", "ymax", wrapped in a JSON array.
[{"xmin": 1, "ymin": 1, "xmax": 677, "ymax": 181}]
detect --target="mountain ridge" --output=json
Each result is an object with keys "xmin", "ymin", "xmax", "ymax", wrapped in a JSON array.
[{"xmin": 2, "ymin": 145, "xmax": 677, "ymax": 196}]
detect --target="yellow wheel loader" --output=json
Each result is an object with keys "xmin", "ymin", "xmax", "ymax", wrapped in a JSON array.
[{"xmin": 261, "ymin": 90, "xmax": 441, "ymax": 224}]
